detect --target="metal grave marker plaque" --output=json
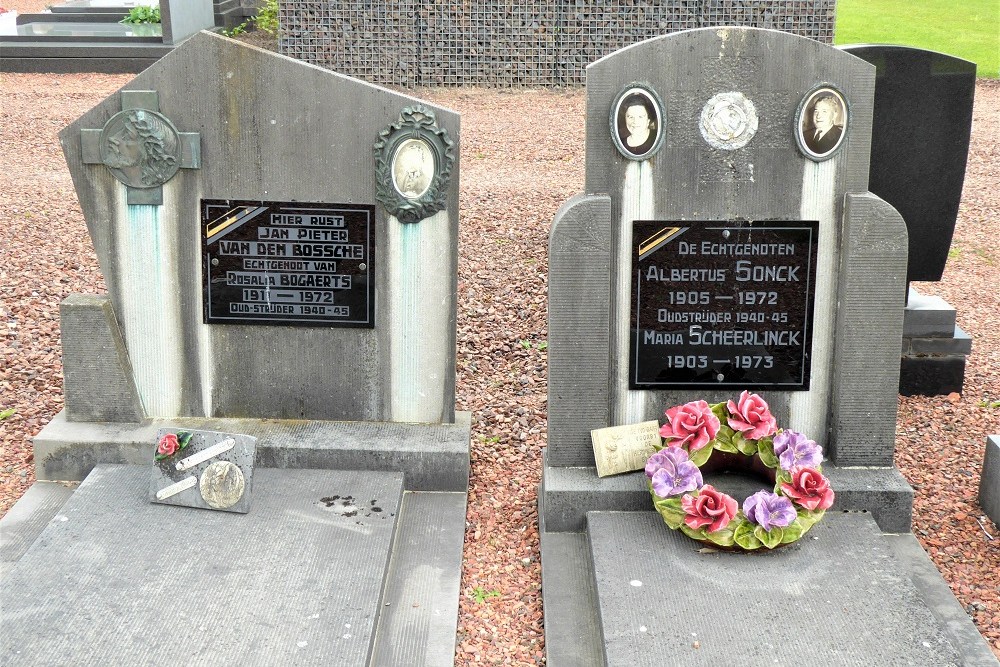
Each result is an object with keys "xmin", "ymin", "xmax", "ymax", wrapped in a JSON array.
[
  {"xmin": 149, "ymin": 428, "xmax": 257, "ymax": 513},
  {"xmin": 630, "ymin": 220, "xmax": 818, "ymax": 389},
  {"xmin": 202, "ymin": 199, "xmax": 375, "ymax": 327}
]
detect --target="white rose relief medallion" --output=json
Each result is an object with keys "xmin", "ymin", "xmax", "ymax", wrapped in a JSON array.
[{"xmin": 699, "ymin": 92, "xmax": 758, "ymax": 151}]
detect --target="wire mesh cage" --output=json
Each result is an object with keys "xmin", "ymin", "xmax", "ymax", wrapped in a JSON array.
[{"xmin": 279, "ymin": 0, "xmax": 837, "ymax": 88}]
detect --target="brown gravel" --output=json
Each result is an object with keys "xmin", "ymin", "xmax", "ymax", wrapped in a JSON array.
[{"xmin": 0, "ymin": 21, "xmax": 997, "ymax": 663}]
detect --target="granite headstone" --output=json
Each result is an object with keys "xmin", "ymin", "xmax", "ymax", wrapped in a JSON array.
[
  {"xmin": 538, "ymin": 27, "xmax": 995, "ymax": 666},
  {"xmin": 17, "ymin": 31, "xmax": 470, "ymax": 665},
  {"xmin": 840, "ymin": 45, "xmax": 975, "ymax": 286}
]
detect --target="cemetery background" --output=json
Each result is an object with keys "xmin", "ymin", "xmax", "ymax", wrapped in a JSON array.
[{"xmin": 1, "ymin": 28, "xmax": 998, "ymax": 667}]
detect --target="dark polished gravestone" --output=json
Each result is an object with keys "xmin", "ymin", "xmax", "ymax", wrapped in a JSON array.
[
  {"xmin": 840, "ymin": 44, "xmax": 975, "ymax": 287},
  {"xmin": 538, "ymin": 27, "xmax": 998, "ymax": 666},
  {"xmin": 840, "ymin": 45, "xmax": 976, "ymax": 396},
  {"xmin": 10, "ymin": 31, "xmax": 469, "ymax": 666}
]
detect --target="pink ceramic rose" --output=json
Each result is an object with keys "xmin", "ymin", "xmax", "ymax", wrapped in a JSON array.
[
  {"xmin": 157, "ymin": 433, "xmax": 179, "ymax": 457},
  {"xmin": 780, "ymin": 467, "xmax": 835, "ymax": 511},
  {"xmin": 726, "ymin": 390, "xmax": 777, "ymax": 440},
  {"xmin": 681, "ymin": 485, "xmax": 739, "ymax": 533},
  {"xmin": 660, "ymin": 400, "xmax": 720, "ymax": 451}
]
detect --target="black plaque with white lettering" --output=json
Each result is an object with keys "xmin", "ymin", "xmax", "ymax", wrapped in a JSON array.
[
  {"xmin": 630, "ymin": 220, "xmax": 818, "ymax": 389},
  {"xmin": 202, "ymin": 199, "xmax": 375, "ymax": 327}
]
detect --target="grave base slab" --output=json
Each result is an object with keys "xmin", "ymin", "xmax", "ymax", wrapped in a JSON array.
[
  {"xmin": 540, "ymin": 454, "xmax": 913, "ymax": 533},
  {"xmin": 541, "ymin": 511, "xmax": 998, "ymax": 666},
  {"xmin": 33, "ymin": 410, "xmax": 471, "ymax": 492},
  {"xmin": 1, "ymin": 465, "xmax": 466, "ymax": 666}
]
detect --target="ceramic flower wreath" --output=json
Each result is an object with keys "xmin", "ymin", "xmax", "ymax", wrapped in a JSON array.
[{"xmin": 645, "ymin": 391, "xmax": 834, "ymax": 551}]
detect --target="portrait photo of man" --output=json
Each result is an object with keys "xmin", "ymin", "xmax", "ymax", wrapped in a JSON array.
[{"xmin": 798, "ymin": 88, "xmax": 847, "ymax": 159}]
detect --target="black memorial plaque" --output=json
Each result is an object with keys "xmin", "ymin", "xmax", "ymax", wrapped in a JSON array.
[
  {"xmin": 202, "ymin": 199, "xmax": 375, "ymax": 327},
  {"xmin": 630, "ymin": 220, "xmax": 818, "ymax": 390}
]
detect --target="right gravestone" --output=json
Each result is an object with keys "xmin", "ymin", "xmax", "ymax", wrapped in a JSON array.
[
  {"xmin": 539, "ymin": 27, "xmax": 997, "ymax": 666},
  {"xmin": 841, "ymin": 44, "xmax": 977, "ymax": 396}
]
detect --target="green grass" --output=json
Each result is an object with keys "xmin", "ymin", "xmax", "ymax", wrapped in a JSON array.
[{"xmin": 835, "ymin": 0, "xmax": 1000, "ymax": 78}]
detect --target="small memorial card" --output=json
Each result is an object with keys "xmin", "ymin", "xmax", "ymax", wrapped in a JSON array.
[
  {"xmin": 591, "ymin": 421, "xmax": 661, "ymax": 478},
  {"xmin": 149, "ymin": 428, "xmax": 256, "ymax": 514}
]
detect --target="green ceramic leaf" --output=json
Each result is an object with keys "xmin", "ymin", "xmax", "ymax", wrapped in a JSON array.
[
  {"xmin": 780, "ymin": 521, "xmax": 804, "ymax": 544},
  {"xmin": 734, "ymin": 433, "xmax": 758, "ymax": 456},
  {"xmin": 651, "ymin": 489, "xmax": 686, "ymax": 530},
  {"xmin": 679, "ymin": 523, "xmax": 708, "ymax": 541},
  {"xmin": 795, "ymin": 508, "xmax": 823, "ymax": 532},
  {"xmin": 177, "ymin": 431, "xmax": 193, "ymax": 449},
  {"xmin": 713, "ymin": 434, "xmax": 739, "ymax": 454},
  {"xmin": 154, "ymin": 452, "xmax": 167, "ymax": 461},
  {"xmin": 705, "ymin": 523, "xmax": 737, "ymax": 547},
  {"xmin": 733, "ymin": 521, "xmax": 762, "ymax": 550},
  {"xmin": 757, "ymin": 437, "xmax": 779, "ymax": 468},
  {"xmin": 754, "ymin": 525, "xmax": 784, "ymax": 549},
  {"xmin": 774, "ymin": 468, "xmax": 793, "ymax": 485},
  {"xmin": 689, "ymin": 444, "xmax": 713, "ymax": 467}
]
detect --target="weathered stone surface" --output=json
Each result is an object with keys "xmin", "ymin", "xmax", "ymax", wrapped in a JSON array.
[
  {"xmin": 33, "ymin": 410, "xmax": 471, "ymax": 492},
  {"xmin": 1, "ymin": 466, "xmax": 403, "ymax": 666},
  {"xmin": 0, "ymin": 482, "xmax": 75, "ymax": 565},
  {"xmin": 60, "ymin": 31, "xmax": 460, "ymax": 423},
  {"xmin": 828, "ymin": 192, "xmax": 907, "ymax": 466},
  {"xmin": 60, "ymin": 294, "xmax": 143, "ymax": 423},
  {"xmin": 547, "ymin": 194, "xmax": 612, "ymax": 467},
  {"xmin": 586, "ymin": 511, "xmax": 994, "ymax": 666}
]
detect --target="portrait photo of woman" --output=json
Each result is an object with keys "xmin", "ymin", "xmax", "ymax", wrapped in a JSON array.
[
  {"xmin": 797, "ymin": 86, "xmax": 848, "ymax": 160},
  {"xmin": 610, "ymin": 86, "xmax": 664, "ymax": 160}
]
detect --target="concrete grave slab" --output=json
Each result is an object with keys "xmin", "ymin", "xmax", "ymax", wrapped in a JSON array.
[
  {"xmin": 0, "ymin": 481, "xmax": 76, "ymax": 565},
  {"xmin": 586, "ymin": 511, "xmax": 994, "ymax": 666},
  {"xmin": 1, "ymin": 465, "xmax": 404, "ymax": 666}
]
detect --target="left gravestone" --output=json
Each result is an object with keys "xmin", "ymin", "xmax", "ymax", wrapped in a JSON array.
[{"xmin": 6, "ymin": 32, "xmax": 468, "ymax": 666}]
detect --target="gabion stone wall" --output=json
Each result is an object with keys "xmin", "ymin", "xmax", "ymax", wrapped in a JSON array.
[{"xmin": 279, "ymin": 1, "xmax": 836, "ymax": 87}]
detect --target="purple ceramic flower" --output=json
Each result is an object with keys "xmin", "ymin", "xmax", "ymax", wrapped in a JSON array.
[
  {"xmin": 645, "ymin": 447, "xmax": 703, "ymax": 497},
  {"xmin": 743, "ymin": 491, "xmax": 797, "ymax": 531},
  {"xmin": 772, "ymin": 430, "xmax": 823, "ymax": 471}
]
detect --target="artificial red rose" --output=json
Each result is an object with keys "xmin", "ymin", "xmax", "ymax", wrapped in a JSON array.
[
  {"xmin": 660, "ymin": 400, "xmax": 720, "ymax": 451},
  {"xmin": 681, "ymin": 484, "xmax": 739, "ymax": 533},
  {"xmin": 726, "ymin": 390, "xmax": 777, "ymax": 440},
  {"xmin": 157, "ymin": 433, "xmax": 179, "ymax": 457},
  {"xmin": 780, "ymin": 467, "xmax": 835, "ymax": 511}
]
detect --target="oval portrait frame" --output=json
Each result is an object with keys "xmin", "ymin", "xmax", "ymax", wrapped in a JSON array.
[
  {"xmin": 796, "ymin": 85, "xmax": 849, "ymax": 162},
  {"xmin": 610, "ymin": 83, "xmax": 665, "ymax": 161},
  {"xmin": 374, "ymin": 105, "xmax": 455, "ymax": 224}
]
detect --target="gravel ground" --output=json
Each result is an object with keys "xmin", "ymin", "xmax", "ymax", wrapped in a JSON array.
[{"xmin": 0, "ymin": 18, "xmax": 997, "ymax": 664}]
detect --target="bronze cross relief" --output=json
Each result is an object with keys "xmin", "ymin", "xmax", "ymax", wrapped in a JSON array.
[{"xmin": 81, "ymin": 90, "xmax": 200, "ymax": 206}]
